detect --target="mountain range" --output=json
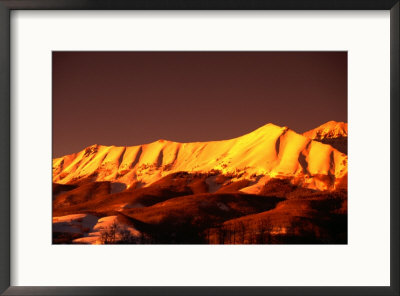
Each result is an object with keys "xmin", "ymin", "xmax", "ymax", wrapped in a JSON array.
[
  {"xmin": 52, "ymin": 121, "xmax": 348, "ymax": 245},
  {"xmin": 53, "ymin": 121, "xmax": 348, "ymax": 192}
]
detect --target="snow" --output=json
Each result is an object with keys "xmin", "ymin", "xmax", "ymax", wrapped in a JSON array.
[
  {"xmin": 53, "ymin": 214, "xmax": 99, "ymax": 234},
  {"xmin": 53, "ymin": 122, "xmax": 348, "ymax": 191},
  {"xmin": 303, "ymin": 120, "xmax": 348, "ymax": 140},
  {"xmin": 52, "ymin": 215, "xmax": 142, "ymax": 244}
]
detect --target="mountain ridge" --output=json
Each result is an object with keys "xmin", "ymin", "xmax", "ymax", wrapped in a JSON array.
[
  {"xmin": 303, "ymin": 121, "xmax": 348, "ymax": 154},
  {"xmin": 303, "ymin": 120, "xmax": 348, "ymax": 140},
  {"xmin": 53, "ymin": 122, "xmax": 347, "ymax": 191}
]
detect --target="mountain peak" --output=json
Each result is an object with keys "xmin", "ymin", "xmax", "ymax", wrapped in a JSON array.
[
  {"xmin": 248, "ymin": 123, "xmax": 289, "ymax": 135},
  {"xmin": 303, "ymin": 121, "xmax": 348, "ymax": 140},
  {"xmin": 53, "ymin": 122, "xmax": 348, "ymax": 191}
]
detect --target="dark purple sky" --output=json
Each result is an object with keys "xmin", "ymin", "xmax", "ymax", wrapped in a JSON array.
[{"xmin": 53, "ymin": 51, "xmax": 347, "ymax": 158}]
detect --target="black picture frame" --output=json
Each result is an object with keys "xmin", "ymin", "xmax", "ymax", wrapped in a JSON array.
[{"xmin": 0, "ymin": 1, "xmax": 399, "ymax": 295}]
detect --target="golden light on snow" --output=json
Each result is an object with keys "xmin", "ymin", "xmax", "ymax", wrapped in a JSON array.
[{"xmin": 53, "ymin": 122, "xmax": 348, "ymax": 192}]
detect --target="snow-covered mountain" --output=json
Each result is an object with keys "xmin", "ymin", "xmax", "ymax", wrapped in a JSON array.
[
  {"xmin": 303, "ymin": 121, "xmax": 348, "ymax": 140},
  {"xmin": 303, "ymin": 121, "xmax": 348, "ymax": 154},
  {"xmin": 53, "ymin": 123, "xmax": 348, "ymax": 191}
]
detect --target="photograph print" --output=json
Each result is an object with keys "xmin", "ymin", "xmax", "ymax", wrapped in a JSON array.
[{"xmin": 52, "ymin": 51, "xmax": 348, "ymax": 245}]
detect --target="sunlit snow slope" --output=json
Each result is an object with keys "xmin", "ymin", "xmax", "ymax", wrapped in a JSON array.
[{"xmin": 53, "ymin": 123, "xmax": 348, "ymax": 191}]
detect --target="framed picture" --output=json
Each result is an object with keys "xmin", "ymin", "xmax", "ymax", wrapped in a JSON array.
[{"xmin": 0, "ymin": 1, "xmax": 398, "ymax": 295}]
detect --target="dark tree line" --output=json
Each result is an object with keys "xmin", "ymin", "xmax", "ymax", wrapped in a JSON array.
[{"xmin": 206, "ymin": 219, "xmax": 274, "ymax": 244}]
